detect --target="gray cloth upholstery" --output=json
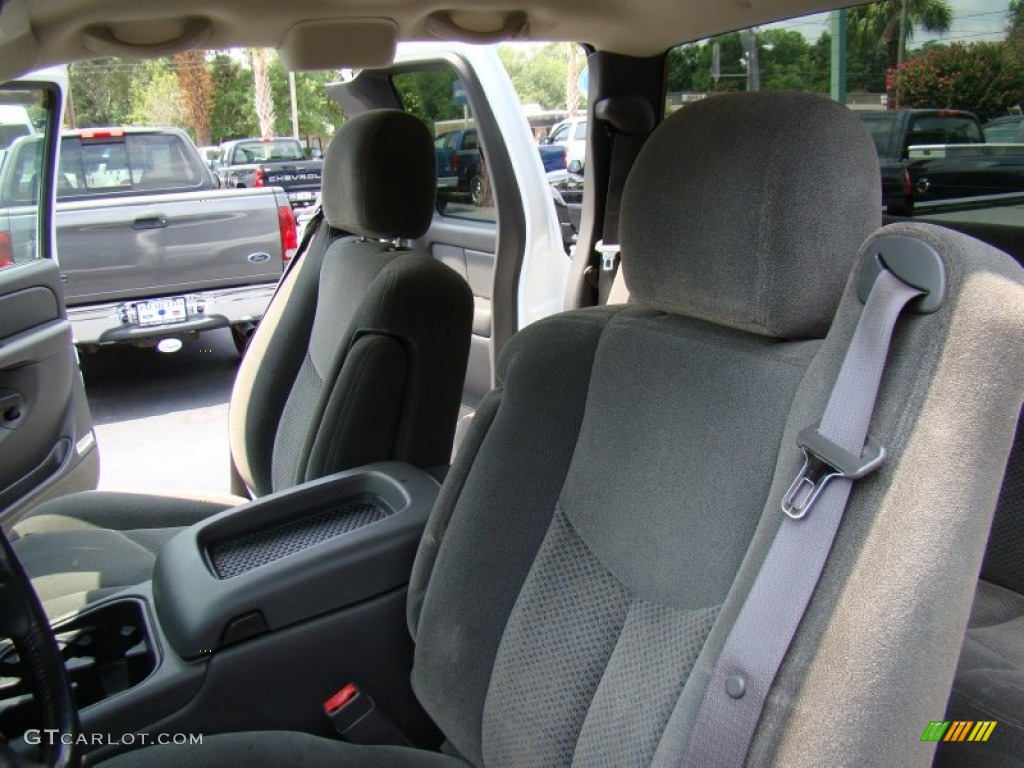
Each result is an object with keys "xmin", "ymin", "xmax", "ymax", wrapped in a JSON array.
[
  {"xmin": 269, "ymin": 240, "xmax": 473, "ymax": 491},
  {"xmin": 321, "ymin": 110, "xmax": 436, "ymax": 239},
  {"xmin": 11, "ymin": 490, "xmax": 242, "ymax": 618},
  {"xmin": 934, "ymin": 414, "xmax": 1024, "ymax": 768},
  {"xmin": 934, "ymin": 581, "xmax": 1024, "ymax": 768},
  {"xmin": 14, "ymin": 110, "xmax": 473, "ymax": 618},
  {"xmin": 621, "ymin": 91, "xmax": 881, "ymax": 339},
  {"xmin": 100, "ymin": 93, "xmax": 1023, "ymax": 768}
]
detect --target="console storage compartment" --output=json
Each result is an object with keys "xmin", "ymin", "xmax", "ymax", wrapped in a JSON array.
[{"xmin": 153, "ymin": 462, "xmax": 439, "ymax": 660}]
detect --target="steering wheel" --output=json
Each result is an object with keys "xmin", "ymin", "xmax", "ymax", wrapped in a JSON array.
[{"xmin": 0, "ymin": 529, "xmax": 79, "ymax": 768}]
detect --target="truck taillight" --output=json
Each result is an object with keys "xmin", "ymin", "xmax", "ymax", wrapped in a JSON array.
[
  {"xmin": 0, "ymin": 232, "xmax": 11, "ymax": 269},
  {"xmin": 903, "ymin": 166, "xmax": 913, "ymax": 196},
  {"xmin": 450, "ymin": 153, "xmax": 458, "ymax": 174},
  {"xmin": 278, "ymin": 206, "xmax": 298, "ymax": 262},
  {"xmin": 254, "ymin": 168, "xmax": 265, "ymax": 188}
]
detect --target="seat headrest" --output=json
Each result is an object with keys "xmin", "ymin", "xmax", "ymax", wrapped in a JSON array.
[
  {"xmin": 321, "ymin": 109, "xmax": 436, "ymax": 239},
  {"xmin": 620, "ymin": 92, "xmax": 881, "ymax": 339}
]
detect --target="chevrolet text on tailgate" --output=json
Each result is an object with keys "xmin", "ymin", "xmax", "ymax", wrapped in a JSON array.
[
  {"xmin": 215, "ymin": 136, "xmax": 323, "ymax": 209},
  {"xmin": 0, "ymin": 126, "xmax": 298, "ymax": 353}
]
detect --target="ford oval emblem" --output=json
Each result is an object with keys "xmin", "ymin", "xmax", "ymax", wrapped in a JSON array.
[{"xmin": 247, "ymin": 252, "xmax": 271, "ymax": 263}]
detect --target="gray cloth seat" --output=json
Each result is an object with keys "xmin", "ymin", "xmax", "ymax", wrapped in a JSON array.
[
  {"xmin": 104, "ymin": 93, "xmax": 1023, "ymax": 768},
  {"xmin": 935, "ymin": 418, "xmax": 1024, "ymax": 767},
  {"xmin": 12, "ymin": 110, "xmax": 474, "ymax": 618}
]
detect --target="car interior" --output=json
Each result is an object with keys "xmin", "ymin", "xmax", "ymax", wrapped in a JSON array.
[{"xmin": 0, "ymin": 2, "xmax": 1020, "ymax": 768}]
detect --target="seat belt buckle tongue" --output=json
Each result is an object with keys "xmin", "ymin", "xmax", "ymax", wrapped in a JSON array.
[
  {"xmin": 595, "ymin": 240, "xmax": 620, "ymax": 271},
  {"xmin": 781, "ymin": 425, "xmax": 887, "ymax": 520}
]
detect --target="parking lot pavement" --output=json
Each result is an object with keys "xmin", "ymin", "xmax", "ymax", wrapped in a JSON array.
[{"xmin": 79, "ymin": 328, "xmax": 240, "ymax": 495}]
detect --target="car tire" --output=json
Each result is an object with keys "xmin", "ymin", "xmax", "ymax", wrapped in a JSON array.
[
  {"xmin": 231, "ymin": 322, "xmax": 257, "ymax": 357},
  {"xmin": 470, "ymin": 175, "xmax": 484, "ymax": 206}
]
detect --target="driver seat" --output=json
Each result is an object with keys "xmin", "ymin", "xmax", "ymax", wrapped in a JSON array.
[{"xmin": 105, "ymin": 93, "xmax": 1024, "ymax": 767}]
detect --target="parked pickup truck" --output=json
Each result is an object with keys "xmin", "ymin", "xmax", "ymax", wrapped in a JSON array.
[
  {"xmin": 215, "ymin": 137, "xmax": 323, "ymax": 209},
  {"xmin": 0, "ymin": 126, "xmax": 297, "ymax": 353},
  {"xmin": 434, "ymin": 126, "xmax": 566, "ymax": 206},
  {"xmin": 858, "ymin": 108, "xmax": 1024, "ymax": 215}
]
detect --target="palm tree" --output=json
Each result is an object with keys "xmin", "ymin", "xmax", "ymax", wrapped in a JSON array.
[
  {"xmin": 247, "ymin": 48, "xmax": 277, "ymax": 139},
  {"xmin": 848, "ymin": 0, "xmax": 952, "ymax": 71}
]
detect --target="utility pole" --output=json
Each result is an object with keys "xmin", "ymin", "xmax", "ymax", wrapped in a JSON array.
[
  {"xmin": 897, "ymin": 0, "xmax": 910, "ymax": 65},
  {"xmin": 830, "ymin": 8, "xmax": 847, "ymax": 105},
  {"xmin": 739, "ymin": 30, "xmax": 760, "ymax": 91},
  {"xmin": 64, "ymin": 68, "xmax": 77, "ymax": 129},
  {"xmin": 288, "ymin": 71, "xmax": 300, "ymax": 140}
]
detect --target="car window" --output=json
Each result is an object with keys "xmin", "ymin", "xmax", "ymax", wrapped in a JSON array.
[
  {"xmin": 392, "ymin": 68, "xmax": 497, "ymax": 224},
  {"xmin": 574, "ymin": 121, "xmax": 587, "ymax": 140},
  {"xmin": 549, "ymin": 123, "xmax": 569, "ymax": 142},
  {"xmin": 231, "ymin": 139, "xmax": 306, "ymax": 162},
  {"xmin": 858, "ymin": 113, "xmax": 897, "ymax": 156},
  {"xmin": 0, "ymin": 85, "xmax": 55, "ymax": 270},
  {"xmin": 665, "ymin": 1, "xmax": 1024, "ymax": 216},
  {"xmin": 982, "ymin": 121, "xmax": 1022, "ymax": 143},
  {"xmin": 58, "ymin": 133, "xmax": 203, "ymax": 198},
  {"xmin": 907, "ymin": 116, "xmax": 982, "ymax": 147}
]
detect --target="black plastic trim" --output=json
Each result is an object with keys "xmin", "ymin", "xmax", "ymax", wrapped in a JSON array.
[{"xmin": 153, "ymin": 462, "xmax": 439, "ymax": 660}]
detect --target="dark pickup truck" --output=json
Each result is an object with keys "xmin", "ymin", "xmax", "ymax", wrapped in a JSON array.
[
  {"xmin": 215, "ymin": 137, "xmax": 323, "ymax": 209},
  {"xmin": 858, "ymin": 109, "xmax": 1024, "ymax": 215},
  {"xmin": 435, "ymin": 127, "xmax": 566, "ymax": 206}
]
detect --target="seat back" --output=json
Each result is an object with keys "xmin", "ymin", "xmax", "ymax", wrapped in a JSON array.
[
  {"xmin": 405, "ymin": 93, "xmax": 1024, "ymax": 767},
  {"xmin": 229, "ymin": 110, "xmax": 474, "ymax": 497}
]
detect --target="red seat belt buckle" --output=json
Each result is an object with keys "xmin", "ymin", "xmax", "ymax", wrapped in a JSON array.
[
  {"xmin": 324, "ymin": 682, "xmax": 374, "ymax": 732},
  {"xmin": 322, "ymin": 681, "xmax": 412, "ymax": 747}
]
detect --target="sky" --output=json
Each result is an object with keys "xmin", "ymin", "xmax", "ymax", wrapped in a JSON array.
[{"xmin": 765, "ymin": 0, "xmax": 1013, "ymax": 48}]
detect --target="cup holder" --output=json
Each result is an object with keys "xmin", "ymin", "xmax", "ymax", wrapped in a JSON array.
[{"xmin": 0, "ymin": 599, "xmax": 157, "ymax": 733}]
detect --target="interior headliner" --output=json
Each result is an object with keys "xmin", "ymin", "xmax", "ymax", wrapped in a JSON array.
[{"xmin": 4, "ymin": 0, "xmax": 849, "ymax": 81}]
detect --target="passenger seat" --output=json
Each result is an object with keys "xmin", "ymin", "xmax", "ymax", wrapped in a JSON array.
[
  {"xmin": 12, "ymin": 110, "xmax": 474, "ymax": 618},
  {"xmin": 935, "ymin": 413, "xmax": 1024, "ymax": 767}
]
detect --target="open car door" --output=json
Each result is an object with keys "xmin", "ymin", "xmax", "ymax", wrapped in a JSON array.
[{"xmin": 0, "ymin": 71, "xmax": 97, "ymax": 523}]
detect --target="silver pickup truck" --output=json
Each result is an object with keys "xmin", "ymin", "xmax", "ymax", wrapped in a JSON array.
[{"xmin": 0, "ymin": 126, "xmax": 295, "ymax": 353}]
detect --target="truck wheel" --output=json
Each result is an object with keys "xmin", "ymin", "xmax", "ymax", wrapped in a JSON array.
[
  {"xmin": 231, "ymin": 322, "xmax": 257, "ymax": 356},
  {"xmin": 470, "ymin": 176, "xmax": 484, "ymax": 206}
]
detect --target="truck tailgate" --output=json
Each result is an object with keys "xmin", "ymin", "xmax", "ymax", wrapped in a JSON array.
[
  {"xmin": 263, "ymin": 162, "xmax": 322, "ymax": 191},
  {"xmin": 56, "ymin": 188, "xmax": 286, "ymax": 306}
]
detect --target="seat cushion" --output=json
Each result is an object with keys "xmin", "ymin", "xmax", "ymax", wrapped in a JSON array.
[
  {"xmin": 934, "ymin": 580, "xmax": 1024, "ymax": 767},
  {"xmin": 13, "ymin": 490, "xmax": 243, "ymax": 618},
  {"xmin": 100, "ymin": 732, "xmax": 467, "ymax": 768}
]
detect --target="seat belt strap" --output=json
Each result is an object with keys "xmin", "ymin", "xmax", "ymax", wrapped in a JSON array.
[
  {"xmin": 681, "ymin": 267, "xmax": 924, "ymax": 767},
  {"xmin": 597, "ymin": 131, "xmax": 642, "ymax": 304}
]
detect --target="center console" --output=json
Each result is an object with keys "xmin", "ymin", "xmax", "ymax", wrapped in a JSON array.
[
  {"xmin": 1, "ymin": 461, "xmax": 444, "ymax": 759},
  {"xmin": 153, "ymin": 462, "xmax": 439, "ymax": 659}
]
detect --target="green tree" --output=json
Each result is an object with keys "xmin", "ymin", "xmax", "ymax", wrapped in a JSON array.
[
  {"xmin": 68, "ymin": 58, "xmax": 150, "ymax": 127},
  {"xmin": 847, "ymin": 0, "xmax": 953, "ymax": 72},
  {"xmin": 209, "ymin": 54, "xmax": 257, "ymax": 143},
  {"xmin": 268, "ymin": 62, "xmax": 344, "ymax": 140},
  {"xmin": 498, "ymin": 44, "xmax": 571, "ymax": 110},
  {"xmin": 128, "ymin": 60, "xmax": 185, "ymax": 127},
  {"xmin": 392, "ymin": 70, "xmax": 462, "ymax": 133},
  {"xmin": 888, "ymin": 42, "xmax": 1024, "ymax": 120},
  {"xmin": 1009, "ymin": 0, "xmax": 1024, "ymax": 63}
]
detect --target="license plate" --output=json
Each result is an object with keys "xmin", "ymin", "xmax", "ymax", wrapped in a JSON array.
[
  {"xmin": 135, "ymin": 297, "xmax": 187, "ymax": 327},
  {"xmin": 289, "ymin": 191, "xmax": 315, "ymax": 201}
]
